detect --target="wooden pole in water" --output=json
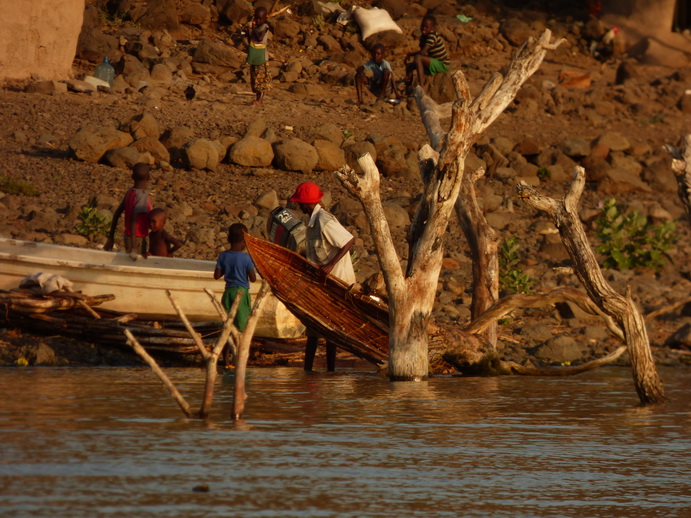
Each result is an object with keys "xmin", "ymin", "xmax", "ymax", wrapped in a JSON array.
[
  {"xmin": 232, "ymin": 282, "xmax": 271, "ymax": 420},
  {"xmin": 124, "ymin": 328, "xmax": 193, "ymax": 418},
  {"xmin": 199, "ymin": 292, "xmax": 241, "ymax": 417}
]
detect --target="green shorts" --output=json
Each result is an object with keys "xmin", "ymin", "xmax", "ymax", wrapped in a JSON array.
[
  {"xmin": 428, "ymin": 58, "xmax": 450, "ymax": 75},
  {"xmin": 222, "ymin": 287, "xmax": 252, "ymax": 331}
]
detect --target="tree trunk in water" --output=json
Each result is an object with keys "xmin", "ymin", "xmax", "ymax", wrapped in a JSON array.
[
  {"xmin": 337, "ymin": 31, "xmax": 563, "ymax": 381},
  {"xmin": 517, "ymin": 167, "xmax": 665, "ymax": 405}
]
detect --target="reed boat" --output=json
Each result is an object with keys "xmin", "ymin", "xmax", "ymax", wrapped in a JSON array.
[
  {"xmin": 245, "ymin": 233, "xmax": 389, "ymax": 365},
  {"xmin": 0, "ymin": 237, "xmax": 304, "ymax": 339}
]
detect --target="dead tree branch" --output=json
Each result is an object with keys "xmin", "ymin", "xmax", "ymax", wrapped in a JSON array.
[
  {"xmin": 455, "ymin": 166, "xmax": 499, "ymax": 347},
  {"xmin": 232, "ymin": 281, "xmax": 271, "ymax": 420},
  {"xmin": 517, "ymin": 166, "xmax": 665, "ymax": 405},
  {"xmin": 124, "ymin": 328, "xmax": 193, "ymax": 418},
  {"xmin": 502, "ymin": 346, "xmax": 627, "ymax": 376},
  {"xmin": 465, "ymin": 287, "xmax": 625, "ymax": 341}
]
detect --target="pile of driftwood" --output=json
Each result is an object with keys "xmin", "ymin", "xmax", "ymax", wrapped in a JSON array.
[{"xmin": 0, "ymin": 288, "xmax": 223, "ymax": 357}]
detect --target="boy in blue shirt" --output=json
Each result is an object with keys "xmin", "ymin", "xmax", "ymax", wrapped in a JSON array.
[
  {"xmin": 355, "ymin": 43, "xmax": 399, "ymax": 105},
  {"xmin": 214, "ymin": 223, "xmax": 257, "ymax": 331}
]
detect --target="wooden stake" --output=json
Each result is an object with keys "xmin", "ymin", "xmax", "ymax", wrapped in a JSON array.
[
  {"xmin": 232, "ymin": 282, "xmax": 271, "ymax": 420},
  {"xmin": 124, "ymin": 329, "xmax": 193, "ymax": 418}
]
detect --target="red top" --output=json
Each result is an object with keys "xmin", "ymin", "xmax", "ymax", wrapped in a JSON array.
[{"xmin": 123, "ymin": 188, "xmax": 151, "ymax": 237}]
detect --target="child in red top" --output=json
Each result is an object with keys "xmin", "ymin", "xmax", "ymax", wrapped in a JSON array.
[{"xmin": 105, "ymin": 163, "xmax": 152, "ymax": 259}]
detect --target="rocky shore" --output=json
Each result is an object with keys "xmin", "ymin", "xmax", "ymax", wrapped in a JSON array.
[{"xmin": 1, "ymin": 0, "xmax": 690, "ymax": 368}]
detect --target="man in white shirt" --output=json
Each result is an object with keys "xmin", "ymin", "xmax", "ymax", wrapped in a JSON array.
[{"xmin": 289, "ymin": 182, "xmax": 356, "ymax": 371}]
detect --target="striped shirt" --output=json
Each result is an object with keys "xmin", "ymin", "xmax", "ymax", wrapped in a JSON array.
[{"xmin": 420, "ymin": 32, "xmax": 449, "ymax": 65}]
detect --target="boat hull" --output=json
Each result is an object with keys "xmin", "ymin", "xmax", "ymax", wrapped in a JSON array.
[{"xmin": 0, "ymin": 238, "xmax": 304, "ymax": 338}]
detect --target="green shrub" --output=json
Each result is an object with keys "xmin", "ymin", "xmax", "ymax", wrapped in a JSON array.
[
  {"xmin": 77, "ymin": 205, "xmax": 111, "ymax": 238},
  {"xmin": 0, "ymin": 175, "xmax": 39, "ymax": 196},
  {"xmin": 499, "ymin": 237, "xmax": 534, "ymax": 295},
  {"xmin": 595, "ymin": 198, "xmax": 677, "ymax": 270}
]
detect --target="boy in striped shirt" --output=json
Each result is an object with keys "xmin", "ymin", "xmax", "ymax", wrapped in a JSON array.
[{"xmin": 405, "ymin": 15, "xmax": 450, "ymax": 90}]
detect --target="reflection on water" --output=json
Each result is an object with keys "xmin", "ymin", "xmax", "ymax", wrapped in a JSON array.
[{"xmin": 1, "ymin": 366, "xmax": 690, "ymax": 517}]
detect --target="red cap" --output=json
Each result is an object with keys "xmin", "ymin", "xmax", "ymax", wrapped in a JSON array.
[{"xmin": 289, "ymin": 182, "xmax": 323, "ymax": 204}]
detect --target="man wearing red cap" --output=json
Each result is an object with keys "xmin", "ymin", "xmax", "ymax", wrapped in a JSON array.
[{"xmin": 289, "ymin": 181, "xmax": 356, "ymax": 371}]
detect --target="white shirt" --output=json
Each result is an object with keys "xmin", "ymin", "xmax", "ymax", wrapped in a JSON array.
[{"xmin": 306, "ymin": 205, "xmax": 356, "ymax": 285}]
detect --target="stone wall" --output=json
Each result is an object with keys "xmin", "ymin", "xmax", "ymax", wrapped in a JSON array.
[{"xmin": 0, "ymin": 0, "xmax": 84, "ymax": 81}]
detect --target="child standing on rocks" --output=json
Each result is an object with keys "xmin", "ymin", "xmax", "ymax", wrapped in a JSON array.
[
  {"xmin": 404, "ymin": 15, "xmax": 450, "ymax": 91},
  {"xmin": 105, "ymin": 163, "xmax": 152, "ymax": 260},
  {"xmin": 147, "ymin": 208, "xmax": 183, "ymax": 258},
  {"xmin": 246, "ymin": 6, "xmax": 272, "ymax": 107},
  {"xmin": 355, "ymin": 43, "xmax": 399, "ymax": 105},
  {"xmin": 214, "ymin": 223, "xmax": 257, "ymax": 331}
]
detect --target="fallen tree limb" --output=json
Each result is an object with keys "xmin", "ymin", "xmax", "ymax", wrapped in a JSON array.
[
  {"xmin": 466, "ymin": 287, "xmax": 625, "ymax": 341},
  {"xmin": 646, "ymin": 294, "xmax": 691, "ymax": 320},
  {"xmin": 501, "ymin": 346, "xmax": 627, "ymax": 376}
]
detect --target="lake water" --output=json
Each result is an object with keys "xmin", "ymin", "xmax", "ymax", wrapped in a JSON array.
[{"xmin": 1, "ymin": 366, "xmax": 690, "ymax": 517}]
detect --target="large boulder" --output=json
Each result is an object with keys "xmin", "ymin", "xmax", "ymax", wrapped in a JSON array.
[
  {"xmin": 76, "ymin": 27, "xmax": 119, "ymax": 63},
  {"xmin": 500, "ymin": 18, "xmax": 532, "ymax": 46},
  {"xmin": 131, "ymin": 137, "xmax": 170, "ymax": 164},
  {"xmin": 69, "ymin": 125, "xmax": 134, "ymax": 163},
  {"xmin": 273, "ymin": 139, "xmax": 319, "ymax": 173},
  {"xmin": 182, "ymin": 138, "xmax": 220, "ymax": 171},
  {"xmin": 229, "ymin": 136, "xmax": 274, "ymax": 167},
  {"xmin": 426, "ymin": 72, "xmax": 455, "ymax": 104},
  {"xmin": 193, "ymin": 38, "xmax": 243, "ymax": 69},
  {"xmin": 219, "ymin": 0, "xmax": 252, "ymax": 24},
  {"xmin": 103, "ymin": 146, "xmax": 150, "ymax": 169},
  {"xmin": 313, "ymin": 139, "xmax": 346, "ymax": 171},
  {"xmin": 122, "ymin": 112, "xmax": 161, "ymax": 140},
  {"xmin": 0, "ymin": 0, "xmax": 84, "ymax": 80},
  {"xmin": 161, "ymin": 126, "xmax": 195, "ymax": 163},
  {"xmin": 128, "ymin": 0, "xmax": 180, "ymax": 32}
]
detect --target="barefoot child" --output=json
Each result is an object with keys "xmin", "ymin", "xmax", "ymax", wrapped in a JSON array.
[
  {"xmin": 405, "ymin": 15, "xmax": 450, "ymax": 90},
  {"xmin": 355, "ymin": 43, "xmax": 399, "ymax": 105},
  {"xmin": 104, "ymin": 163, "xmax": 151, "ymax": 259},
  {"xmin": 147, "ymin": 208, "xmax": 183, "ymax": 258},
  {"xmin": 246, "ymin": 6, "xmax": 272, "ymax": 106},
  {"xmin": 214, "ymin": 223, "xmax": 258, "ymax": 331}
]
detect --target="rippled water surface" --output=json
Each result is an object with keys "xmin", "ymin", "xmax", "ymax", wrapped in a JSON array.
[{"xmin": 1, "ymin": 366, "xmax": 691, "ymax": 517}]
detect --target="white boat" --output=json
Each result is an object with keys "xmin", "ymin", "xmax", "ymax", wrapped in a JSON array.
[{"xmin": 0, "ymin": 237, "xmax": 305, "ymax": 339}]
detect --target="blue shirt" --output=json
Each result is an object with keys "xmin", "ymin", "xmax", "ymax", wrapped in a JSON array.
[
  {"xmin": 216, "ymin": 250, "xmax": 255, "ymax": 290},
  {"xmin": 363, "ymin": 59, "xmax": 392, "ymax": 85}
]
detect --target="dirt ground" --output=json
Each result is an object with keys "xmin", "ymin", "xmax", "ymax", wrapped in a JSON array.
[{"xmin": 1, "ymin": 1, "xmax": 691, "ymax": 369}]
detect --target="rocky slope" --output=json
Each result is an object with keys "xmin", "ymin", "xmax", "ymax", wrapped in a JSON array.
[{"xmin": 1, "ymin": 0, "xmax": 690, "ymax": 367}]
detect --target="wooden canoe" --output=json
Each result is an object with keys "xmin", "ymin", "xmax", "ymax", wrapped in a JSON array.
[
  {"xmin": 0, "ymin": 237, "xmax": 304, "ymax": 339},
  {"xmin": 245, "ymin": 233, "xmax": 389, "ymax": 365}
]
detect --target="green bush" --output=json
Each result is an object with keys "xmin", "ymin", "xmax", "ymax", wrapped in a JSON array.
[
  {"xmin": 499, "ymin": 237, "xmax": 534, "ymax": 295},
  {"xmin": 77, "ymin": 205, "xmax": 111, "ymax": 238},
  {"xmin": 0, "ymin": 175, "xmax": 39, "ymax": 196},
  {"xmin": 595, "ymin": 198, "xmax": 677, "ymax": 270}
]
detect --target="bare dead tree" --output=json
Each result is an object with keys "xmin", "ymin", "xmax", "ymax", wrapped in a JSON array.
[
  {"xmin": 516, "ymin": 167, "xmax": 666, "ymax": 405},
  {"xmin": 455, "ymin": 167, "xmax": 500, "ymax": 348},
  {"xmin": 663, "ymin": 134, "xmax": 691, "ymax": 229},
  {"xmin": 336, "ymin": 30, "xmax": 564, "ymax": 381}
]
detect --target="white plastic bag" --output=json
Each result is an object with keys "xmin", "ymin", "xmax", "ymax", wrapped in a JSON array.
[{"xmin": 352, "ymin": 7, "xmax": 402, "ymax": 40}]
